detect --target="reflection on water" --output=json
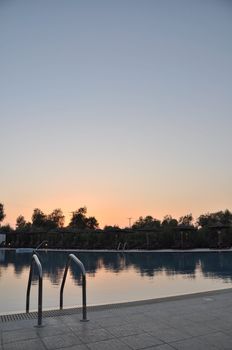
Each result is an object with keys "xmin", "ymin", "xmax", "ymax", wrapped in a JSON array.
[
  {"xmin": 1, "ymin": 250, "xmax": 232, "ymax": 314},
  {"xmin": 0, "ymin": 250, "xmax": 5, "ymax": 262}
]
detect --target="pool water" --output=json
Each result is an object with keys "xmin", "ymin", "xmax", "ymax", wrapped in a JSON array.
[{"xmin": 1, "ymin": 249, "xmax": 232, "ymax": 314}]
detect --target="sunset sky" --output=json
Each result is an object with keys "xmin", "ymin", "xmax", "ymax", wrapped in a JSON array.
[{"xmin": 1, "ymin": 0, "xmax": 232, "ymax": 228}]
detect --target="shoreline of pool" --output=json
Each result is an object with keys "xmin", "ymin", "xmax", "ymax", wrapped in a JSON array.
[{"xmin": 2, "ymin": 247, "xmax": 232, "ymax": 253}]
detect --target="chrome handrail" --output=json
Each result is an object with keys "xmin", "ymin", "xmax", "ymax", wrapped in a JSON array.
[
  {"xmin": 34, "ymin": 240, "xmax": 48, "ymax": 251},
  {"xmin": 123, "ymin": 242, "xmax": 127, "ymax": 250},
  {"xmin": 26, "ymin": 254, "xmax": 43, "ymax": 326},
  {"xmin": 60, "ymin": 254, "xmax": 88, "ymax": 322},
  {"xmin": 117, "ymin": 242, "xmax": 121, "ymax": 250}
]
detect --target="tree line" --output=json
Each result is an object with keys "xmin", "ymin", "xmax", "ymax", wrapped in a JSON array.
[
  {"xmin": 0, "ymin": 205, "xmax": 99, "ymax": 232},
  {"xmin": 1, "ymin": 203, "xmax": 232, "ymax": 249}
]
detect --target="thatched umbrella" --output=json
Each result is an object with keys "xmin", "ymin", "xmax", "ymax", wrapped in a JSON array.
[
  {"xmin": 209, "ymin": 223, "xmax": 231, "ymax": 248},
  {"xmin": 175, "ymin": 225, "xmax": 196, "ymax": 249}
]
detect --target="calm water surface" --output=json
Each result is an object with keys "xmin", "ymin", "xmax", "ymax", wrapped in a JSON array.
[{"xmin": 1, "ymin": 249, "xmax": 232, "ymax": 314}]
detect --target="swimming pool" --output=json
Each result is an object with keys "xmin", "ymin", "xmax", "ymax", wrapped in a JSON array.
[{"xmin": 1, "ymin": 249, "xmax": 232, "ymax": 314}]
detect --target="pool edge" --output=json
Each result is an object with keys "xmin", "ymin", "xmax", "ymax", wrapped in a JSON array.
[{"xmin": 1, "ymin": 287, "xmax": 232, "ymax": 323}]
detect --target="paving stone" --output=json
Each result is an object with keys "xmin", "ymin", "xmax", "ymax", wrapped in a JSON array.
[
  {"xmin": 176, "ymin": 322, "xmax": 216, "ymax": 337},
  {"xmin": 106, "ymin": 323, "xmax": 144, "ymax": 337},
  {"xmin": 68, "ymin": 320, "xmax": 102, "ymax": 331},
  {"xmin": 145, "ymin": 345, "xmax": 176, "ymax": 350},
  {"xmin": 147, "ymin": 326, "xmax": 191, "ymax": 343},
  {"xmin": 42, "ymin": 317, "xmax": 64, "ymax": 327},
  {"xmin": 0, "ymin": 321, "xmax": 31, "ymax": 332},
  {"xmin": 2, "ymin": 290, "xmax": 232, "ymax": 350},
  {"xmin": 36, "ymin": 325, "xmax": 68, "ymax": 337},
  {"xmin": 97, "ymin": 316, "xmax": 129, "ymax": 327},
  {"xmin": 207, "ymin": 318, "xmax": 232, "ymax": 331},
  {"xmin": 41, "ymin": 332, "xmax": 82, "ymax": 349},
  {"xmin": 63, "ymin": 345, "xmax": 89, "ymax": 350},
  {"xmin": 124, "ymin": 314, "xmax": 154, "ymax": 324},
  {"xmin": 120, "ymin": 333, "xmax": 163, "ymax": 349},
  {"xmin": 86, "ymin": 338, "xmax": 131, "ymax": 350},
  {"xmin": 3, "ymin": 338, "xmax": 46, "ymax": 350},
  {"xmin": 198, "ymin": 331, "xmax": 232, "ymax": 349},
  {"xmin": 141, "ymin": 322, "xmax": 175, "ymax": 333},
  {"xmin": 2, "ymin": 328, "xmax": 37, "ymax": 344},
  {"xmin": 170, "ymin": 337, "xmax": 218, "ymax": 350},
  {"xmin": 76, "ymin": 328, "xmax": 114, "ymax": 343},
  {"xmin": 184, "ymin": 312, "xmax": 217, "ymax": 323}
]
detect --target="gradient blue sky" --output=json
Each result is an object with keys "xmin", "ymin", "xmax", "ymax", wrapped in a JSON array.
[{"xmin": 1, "ymin": 0, "xmax": 232, "ymax": 227}]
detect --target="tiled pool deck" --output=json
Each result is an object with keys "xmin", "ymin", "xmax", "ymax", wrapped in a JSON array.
[{"xmin": 1, "ymin": 289, "xmax": 232, "ymax": 350}]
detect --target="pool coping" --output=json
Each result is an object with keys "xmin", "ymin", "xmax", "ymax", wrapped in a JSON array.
[
  {"xmin": 1, "ymin": 287, "xmax": 232, "ymax": 323},
  {"xmin": 2, "ymin": 248, "xmax": 232, "ymax": 253}
]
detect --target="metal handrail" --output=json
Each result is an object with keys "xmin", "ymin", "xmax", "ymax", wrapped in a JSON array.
[
  {"xmin": 60, "ymin": 254, "xmax": 88, "ymax": 322},
  {"xmin": 26, "ymin": 254, "xmax": 43, "ymax": 326},
  {"xmin": 117, "ymin": 242, "xmax": 122, "ymax": 250},
  {"xmin": 123, "ymin": 242, "xmax": 127, "ymax": 250},
  {"xmin": 34, "ymin": 240, "xmax": 48, "ymax": 251}
]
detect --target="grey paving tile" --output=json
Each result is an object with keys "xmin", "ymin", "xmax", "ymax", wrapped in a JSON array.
[
  {"xmin": 140, "ymin": 322, "xmax": 175, "ymax": 333},
  {"xmin": 162, "ymin": 316, "xmax": 192, "ymax": 325},
  {"xmin": 170, "ymin": 337, "xmax": 218, "ymax": 350},
  {"xmin": 124, "ymin": 314, "xmax": 155, "ymax": 323},
  {"xmin": 2, "ymin": 328, "xmax": 37, "ymax": 344},
  {"xmin": 76, "ymin": 328, "xmax": 114, "ymax": 343},
  {"xmin": 145, "ymin": 345, "xmax": 176, "ymax": 350},
  {"xmin": 42, "ymin": 317, "xmax": 64, "ymax": 327},
  {"xmin": 222, "ymin": 328, "xmax": 232, "ymax": 337},
  {"xmin": 207, "ymin": 318, "xmax": 232, "ymax": 331},
  {"xmin": 63, "ymin": 345, "xmax": 89, "ymax": 350},
  {"xmin": 97, "ymin": 316, "xmax": 128, "ymax": 327},
  {"xmin": 178, "ymin": 323, "xmax": 216, "ymax": 337},
  {"xmin": 41, "ymin": 332, "xmax": 82, "ymax": 350},
  {"xmin": 198, "ymin": 331, "xmax": 232, "ymax": 349},
  {"xmin": 106, "ymin": 324, "xmax": 144, "ymax": 337},
  {"xmin": 36, "ymin": 325, "xmax": 68, "ymax": 337},
  {"xmin": 86, "ymin": 338, "xmax": 131, "ymax": 350},
  {"xmin": 184, "ymin": 312, "xmax": 217, "ymax": 323},
  {"xmin": 120, "ymin": 333, "xmax": 163, "ymax": 349},
  {"xmin": 147, "ymin": 327, "xmax": 191, "ymax": 343},
  {"xmin": 60, "ymin": 315, "xmax": 84, "ymax": 325},
  {"xmin": 3, "ymin": 290, "xmax": 232, "ymax": 350},
  {"xmin": 68, "ymin": 320, "xmax": 102, "ymax": 331},
  {"xmin": 90, "ymin": 311, "xmax": 117, "ymax": 319},
  {"xmin": 0, "ymin": 320, "xmax": 32, "ymax": 332},
  {"xmin": 3, "ymin": 338, "xmax": 46, "ymax": 350}
]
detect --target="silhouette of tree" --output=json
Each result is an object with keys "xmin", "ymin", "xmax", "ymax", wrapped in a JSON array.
[
  {"xmin": 0, "ymin": 203, "xmax": 5, "ymax": 226},
  {"xmin": 178, "ymin": 214, "xmax": 193, "ymax": 226},
  {"xmin": 48, "ymin": 208, "xmax": 65, "ymax": 228},
  {"xmin": 197, "ymin": 210, "xmax": 232, "ymax": 228},
  {"xmin": 69, "ymin": 207, "xmax": 99, "ymax": 230},
  {"xmin": 162, "ymin": 215, "xmax": 178, "ymax": 228},
  {"xmin": 0, "ymin": 224, "xmax": 13, "ymax": 234},
  {"xmin": 132, "ymin": 215, "xmax": 161, "ymax": 229},
  {"xmin": 86, "ymin": 216, "xmax": 99, "ymax": 229},
  {"xmin": 104, "ymin": 225, "xmax": 120, "ymax": 231},
  {"xmin": 32, "ymin": 208, "xmax": 47, "ymax": 227},
  {"xmin": 16, "ymin": 215, "xmax": 27, "ymax": 229}
]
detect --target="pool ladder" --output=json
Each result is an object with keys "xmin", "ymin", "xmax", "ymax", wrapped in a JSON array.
[
  {"xmin": 60, "ymin": 254, "xmax": 88, "ymax": 322},
  {"xmin": 26, "ymin": 254, "xmax": 43, "ymax": 326},
  {"xmin": 117, "ymin": 242, "xmax": 127, "ymax": 250},
  {"xmin": 26, "ymin": 253, "xmax": 88, "ymax": 326}
]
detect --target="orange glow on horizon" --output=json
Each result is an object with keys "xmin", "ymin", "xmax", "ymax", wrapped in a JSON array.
[{"xmin": 3, "ymin": 196, "xmax": 232, "ymax": 229}]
